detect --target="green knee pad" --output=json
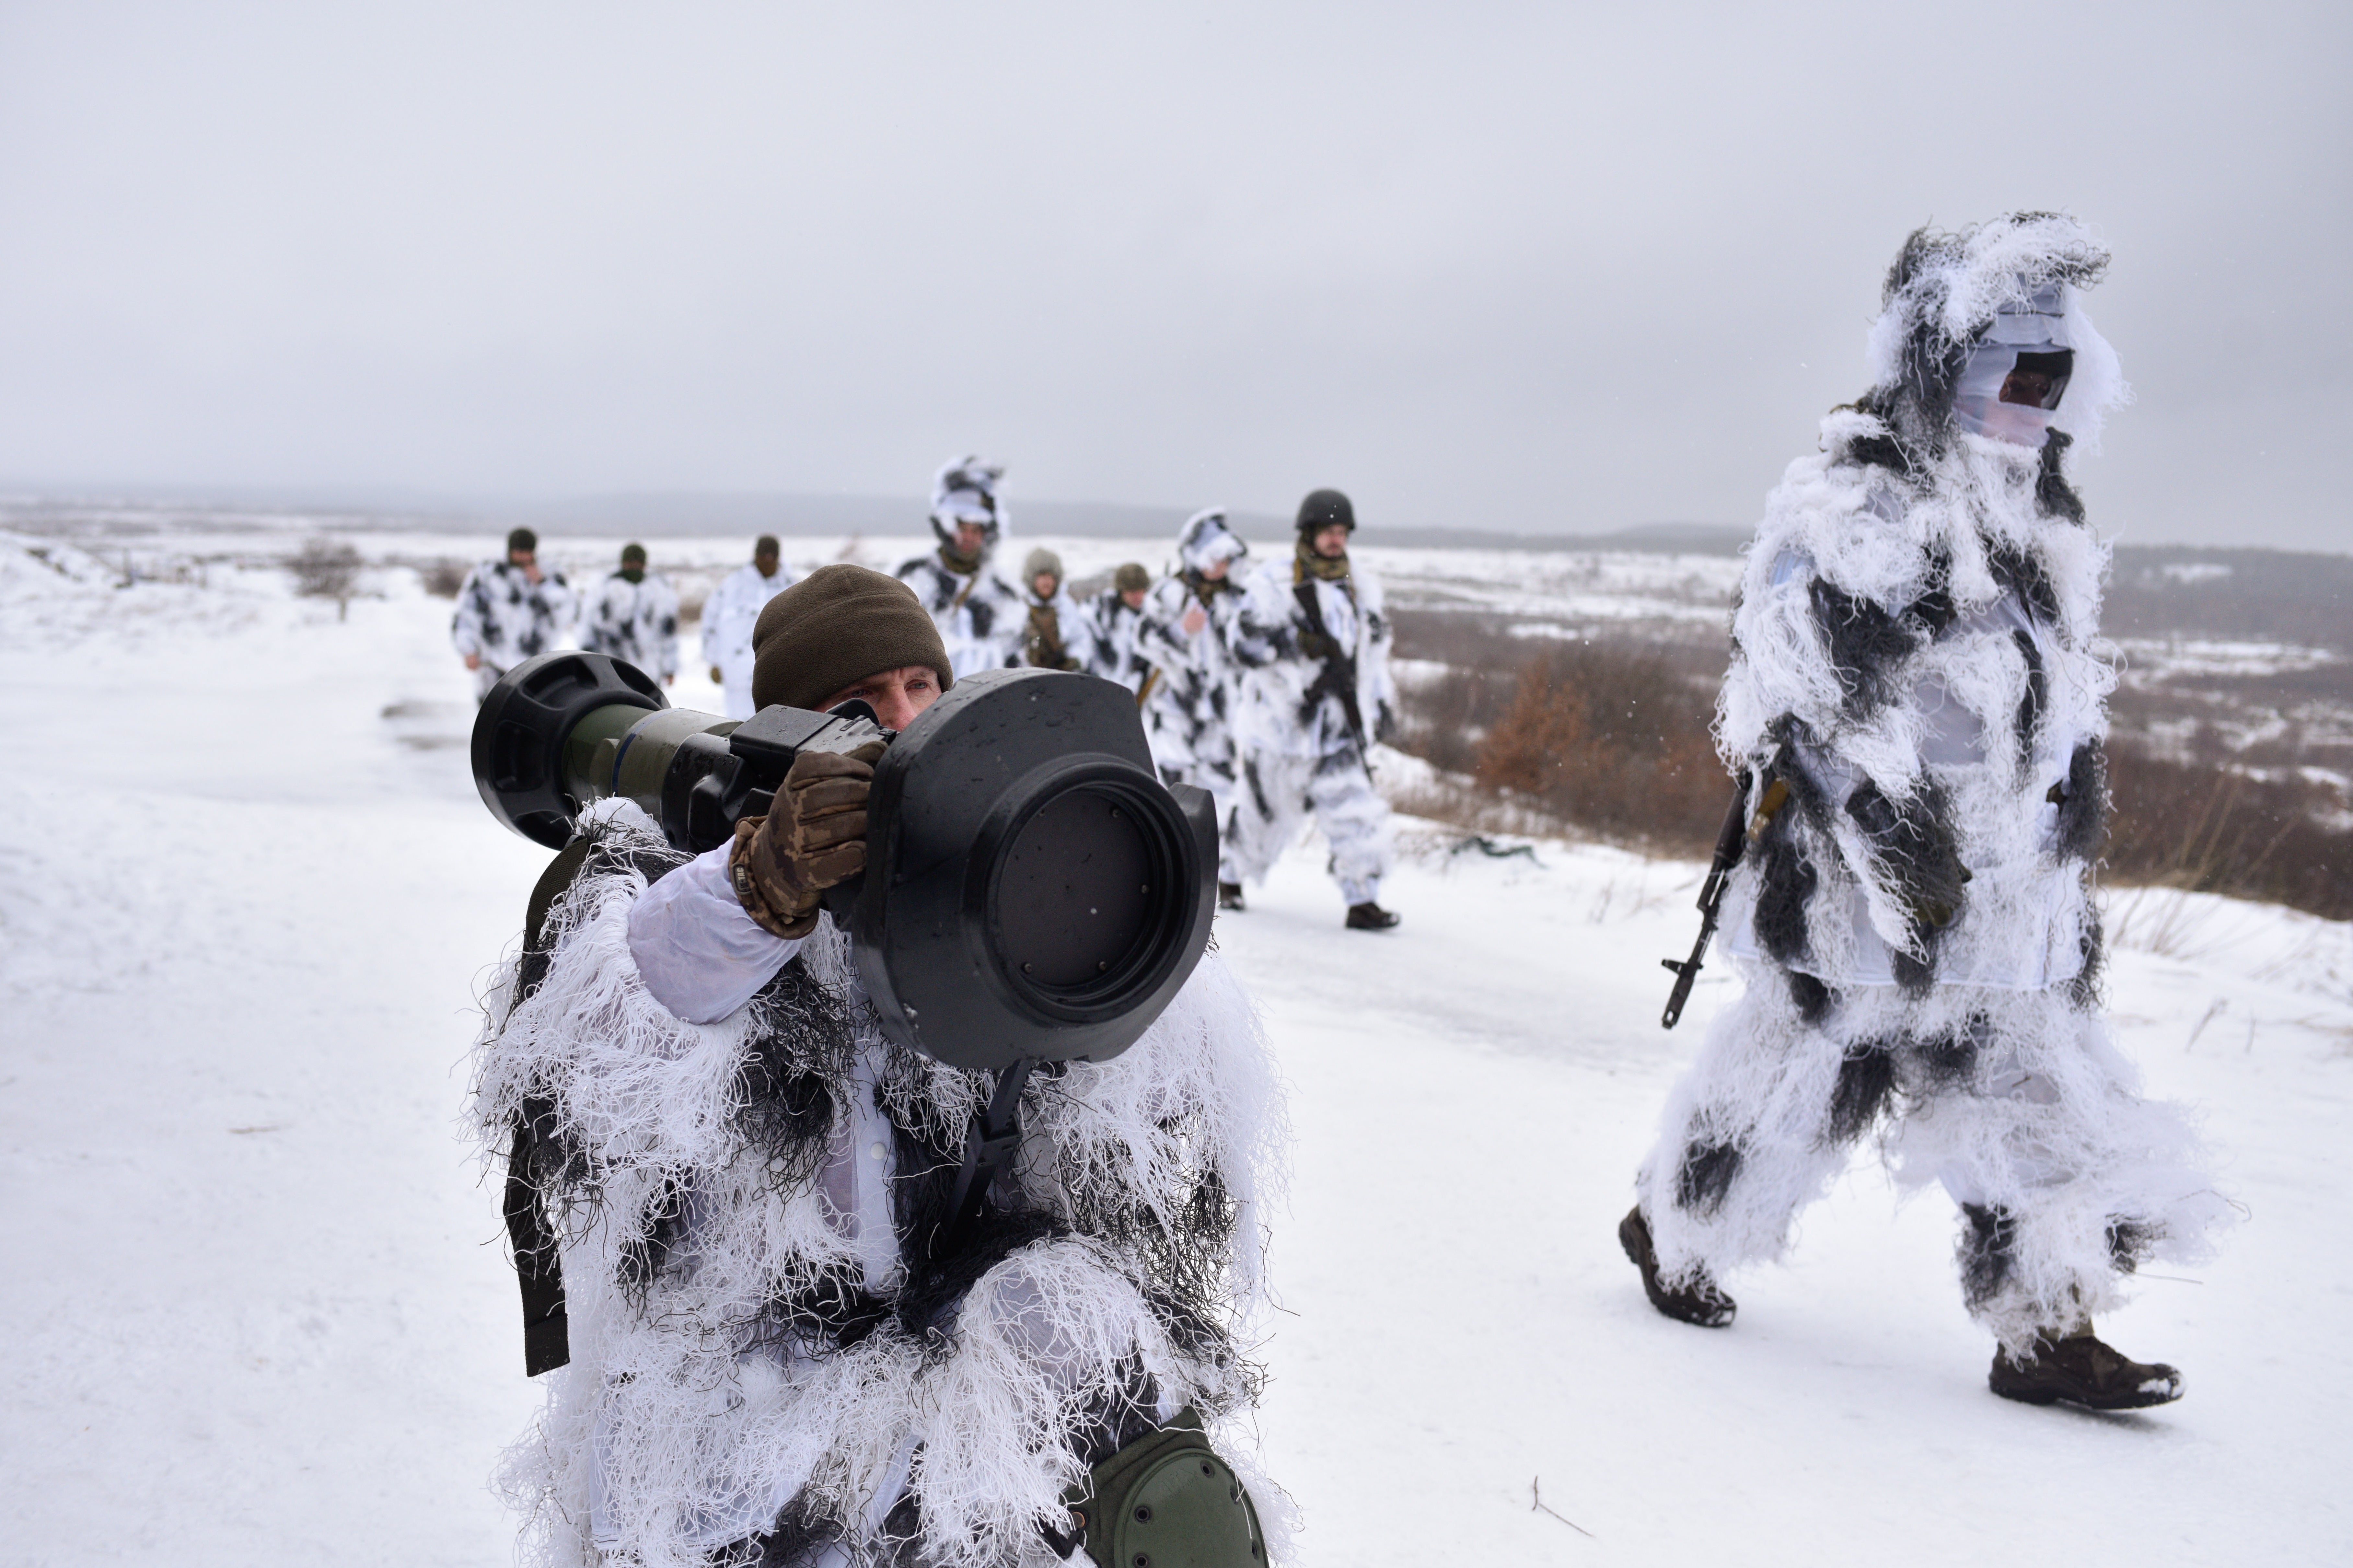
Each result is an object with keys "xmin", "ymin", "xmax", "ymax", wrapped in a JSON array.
[{"xmin": 1060, "ymin": 1407, "xmax": 1265, "ymax": 1568}]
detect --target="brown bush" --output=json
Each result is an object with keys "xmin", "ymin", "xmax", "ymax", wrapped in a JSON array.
[
  {"xmin": 2103, "ymin": 741, "xmax": 2353, "ymax": 920},
  {"xmin": 1472, "ymin": 640, "xmax": 1729, "ymax": 854},
  {"xmin": 420, "ymin": 559, "xmax": 467, "ymax": 598}
]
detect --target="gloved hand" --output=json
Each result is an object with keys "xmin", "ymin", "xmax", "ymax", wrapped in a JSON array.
[
  {"xmin": 728, "ymin": 743, "xmax": 884, "ymax": 938},
  {"xmin": 709, "ymin": 664, "xmax": 724, "ymax": 684},
  {"xmin": 1296, "ymin": 627, "xmax": 1337, "ymax": 662}
]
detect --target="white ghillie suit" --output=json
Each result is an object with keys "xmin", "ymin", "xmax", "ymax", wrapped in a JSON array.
[
  {"xmin": 1135, "ymin": 512, "xmax": 1254, "ymax": 887},
  {"xmin": 897, "ymin": 458, "xmax": 1024, "ymax": 680},
  {"xmin": 584, "ymin": 571, "xmax": 683, "ymax": 684},
  {"xmin": 705, "ymin": 562, "xmax": 799, "ymax": 718},
  {"xmin": 1076, "ymin": 591, "xmax": 1149, "ymax": 695},
  {"xmin": 1225, "ymin": 540, "xmax": 1398, "ymax": 905},
  {"xmin": 454, "ymin": 560, "xmax": 580, "ymax": 700},
  {"xmin": 1635, "ymin": 214, "xmax": 2231, "ymax": 1352},
  {"xmin": 471, "ymin": 803, "xmax": 1289, "ymax": 1568}
]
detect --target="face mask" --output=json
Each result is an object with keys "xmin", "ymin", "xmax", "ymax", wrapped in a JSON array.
[{"xmin": 1952, "ymin": 344, "xmax": 2074, "ymax": 446}]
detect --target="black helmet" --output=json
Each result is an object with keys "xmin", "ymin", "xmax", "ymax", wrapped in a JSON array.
[{"xmin": 1295, "ymin": 488, "xmax": 1355, "ymax": 536}]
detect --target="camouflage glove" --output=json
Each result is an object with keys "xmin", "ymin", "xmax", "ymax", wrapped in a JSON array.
[
  {"xmin": 709, "ymin": 664, "xmax": 724, "ymax": 683},
  {"xmin": 1295, "ymin": 627, "xmax": 1337, "ymax": 661},
  {"xmin": 729, "ymin": 744, "xmax": 883, "ymax": 938}
]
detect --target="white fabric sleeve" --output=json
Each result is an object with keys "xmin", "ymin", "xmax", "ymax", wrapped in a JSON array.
[{"xmin": 625, "ymin": 841, "xmax": 805, "ymax": 1024}]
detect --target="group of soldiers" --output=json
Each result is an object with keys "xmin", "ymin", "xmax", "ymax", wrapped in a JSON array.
[
  {"xmin": 464, "ymin": 213, "xmax": 2233, "ymax": 1568},
  {"xmin": 453, "ymin": 467, "xmax": 1406, "ymax": 928}
]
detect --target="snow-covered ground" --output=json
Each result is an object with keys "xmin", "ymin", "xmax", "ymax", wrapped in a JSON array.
[{"xmin": 4, "ymin": 536, "xmax": 2350, "ymax": 1565}]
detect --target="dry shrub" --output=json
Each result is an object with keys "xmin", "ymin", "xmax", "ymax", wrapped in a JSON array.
[
  {"xmin": 420, "ymin": 559, "xmax": 468, "ymax": 598},
  {"xmin": 1473, "ymin": 640, "xmax": 1728, "ymax": 854},
  {"xmin": 2103, "ymin": 741, "xmax": 2353, "ymax": 920},
  {"xmin": 290, "ymin": 537, "xmax": 362, "ymax": 618}
]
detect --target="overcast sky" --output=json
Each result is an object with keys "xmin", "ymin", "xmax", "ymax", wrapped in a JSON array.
[{"xmin": 1, "ymin": 1, "xmax": 2344, "ymax": 548}]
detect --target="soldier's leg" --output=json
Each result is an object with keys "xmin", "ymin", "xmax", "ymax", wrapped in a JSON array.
[
  {"xmin": 1633, "ymin": 976, "xmax": 1882, "ymax": 1304},
  {"xmin": 1883, "ymin": 993, "xmax": 2228, "ymax": 1397},
  {"xmin": 1305, "ymin": 743, "xmax": 1394, "ymax": 910},
  {"xmin": 1224, "ymin": 749, "xmax": 1307, "ymax": 889}
]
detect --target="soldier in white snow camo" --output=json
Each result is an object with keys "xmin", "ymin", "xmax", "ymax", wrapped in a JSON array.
[
  {"xmin": 1227, "ymin": 492, "xmax": 1400, "ymax": 930},
  {"xmin": 1619, "ymin": 215, "xmax": 2232, "ymax": 1412},
  {"xmin": 453, "ymin": 527, "xmax": 580, "ymax": 702},
  {"xmin": 1136, "ymin": 511, "xmax": 1254, "ymax": 904},
  {"xmin": 1080, "ymin": 562, "xmax": 1155, "ymax": 696},
  {"xmin": 895, "ymin": 456, "xmax": 1023, "ymax": 679},
  {"xmin": 703, "ymin": 536, "xmax": 797, "ymax": 718},
  {"xmin": 580, "ymin": 542, "xmax": 680, "ymax": 686}
]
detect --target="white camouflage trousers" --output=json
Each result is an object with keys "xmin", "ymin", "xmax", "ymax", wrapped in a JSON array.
[{"xmin": 1229, "ymin": 740, "xmax": 1393, "ymax": 906}]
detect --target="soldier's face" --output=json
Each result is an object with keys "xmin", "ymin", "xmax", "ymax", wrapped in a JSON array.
[
  {"xmin": 822, "ymin": 664, "xmax": 943, "ymax": 732},
  {"xmin": 1200, "ymin": 558, "xmax": 1230, "ymax": 582},
  {"xmin": 508, "ymin": 549, "xmax": 536, "ymax": 569},
  {"xmin": 954, "ymin": 521, "xmax": 988, "ymax": 555},
  {"xmin": 1033, "ymin": 573, "xmax": 1059, "ymax": 599},
  {"xmin": 1311, "ymin": 523, "xmax": 1350, "ymax": 559},
  {"xmin": 1121, "ymin": 588, "xmax": 1147, "ymax": 610},
  {"xmin": 756, "ymin": 551, "xmax": 779, "ymax": 576}
]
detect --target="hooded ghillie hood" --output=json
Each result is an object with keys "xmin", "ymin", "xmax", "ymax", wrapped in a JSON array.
[
  {"xmin": 928, "ymin": 455, "xmax": 1008, "ymax": 559},
  {"xmin": 1176, "ymin": 507, "xmax": 1249, "ymax": 578},
  {"xmin": 1853, "ymin": 213, "xmax": 2128, "ymax": 469}
]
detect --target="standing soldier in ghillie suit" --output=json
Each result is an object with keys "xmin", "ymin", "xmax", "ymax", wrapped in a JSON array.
[
  {"xmin": 1080, "ymin": 563, "xmax": 1155, "ymax": 696},
  {"xmin": 897, "ymin": 456, "xmax": 1023, "ymax": 679},
  {"xmin": 1619, "ymin": 214, "xmax": 2232, "ymax": 1410},
  {"xmin": 1227, "ymin": 491, "xmax": 1400, "ymax": 930},
  {"xmin": 1135, "ymin": 512, "xmax": 1252, "ymax": 909},
  {"xmin": 705, "ymin": 535, "xmax": 798, "ymax": 718},
  {"xmin": 470, "ymin": 563, "xmax": 1289, "ymax": 1568},
  {"xmin": 1016, "ymin": 548, "xmax": 1098, "ymax": 673},
  {"xmin": 582, "ymin": 542, "xmax": 682, "ymax": 687},
  {"xmin": 454, "ymin": 527, "xmax": 580, "ymax": 702}
]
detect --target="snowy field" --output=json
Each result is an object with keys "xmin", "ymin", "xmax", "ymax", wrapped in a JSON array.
[{"xmin": 4, "ymin": 533, "xmax": 2351, "ymax": 1565}]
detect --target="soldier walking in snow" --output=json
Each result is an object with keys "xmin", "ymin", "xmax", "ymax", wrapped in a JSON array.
[
  {"xmin": 702, "ymin": 535, "xmax": 797, "ymax": 717},
  {"xmin": 1016, "ymin": 547, "xmax": 1098, "ymax": 672},
  {"xmin": 1619, "ymin": 215, "xmax": 2231, "ymax": 1410},
  {"xmin": 896, "ymin": 455, "xmax": 1024, "ymax": 678},
  {"xmin": 472, "ymin": 564, "xmax": 1285, "ymax": 1567},
  {"xmin": 1226, "ymin": 491, "xmax": 1401, "ymax": 929},
  {"xmin": 580, "ymin": 542, "xmax": 680, "ymax": 686},
  {"xmin": 1081, "ymin": 562, "xmax": 1155, "ymax": 695},
  {"xmin": 1137, "ymin": 512, "xmax": 1254, "ymax": 908},
  {"xmin": 452, "ymin": 527, "xmax": 579, "ymax": 703}
]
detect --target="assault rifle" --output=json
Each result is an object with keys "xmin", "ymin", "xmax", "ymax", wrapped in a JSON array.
[
  {"xmin": 1292, "ymin": 582, "xmax": 1369, "ymax": 754},
  {"xmin": 1659, "ymin": 768, "xmax": 1789, "ymax": 1029}
]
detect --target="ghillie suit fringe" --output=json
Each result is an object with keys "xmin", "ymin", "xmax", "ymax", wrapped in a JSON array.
[
  {"xmin": 1635, "ymin": 214, "xmax": 2232, "ymax": 1350},
  {"xmin": 471, "ymin": 802, "xmax": 1293, "ymax": 1568}
]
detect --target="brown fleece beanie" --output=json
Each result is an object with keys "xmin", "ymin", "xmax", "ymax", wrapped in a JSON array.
[{"xmin": 750, "ymin": 564, "xmax": 954, "ymax": 712}]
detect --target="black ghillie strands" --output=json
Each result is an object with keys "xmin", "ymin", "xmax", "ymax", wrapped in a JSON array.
[
  {"xmin": 2053, "ymin": 740, "xmax": 2108, "ymax": 863},
  {"xmin": 1831, "ymin": 399, "xmax": 1922, "ymax": 478},
  {"xmin": 2011, "ymin": 626, "xmax": 2047, "ymax": 765},
  {"xmin": 1753, "ymin": 830, "xmax": 1816, "ymax": 969},
  {"xmin": 2105, "ymin": 1216, "xmax": 2161, "ymax": 1273},
  {"xmin": 1958, "ymin": 1202, "xmax": 2019, "ymax": 1314},
  {"xmin": 1674, "ymin": 1136, "xmax": 1743, "ymax": 1216},
  {"xmin": 2034, "ymin": 429, "xmax": 2087, "ymax": 525},
  {"xmin": 1912, "ymin": 1015, "xmax": 1985, "ymax": 1092},
  {"xmin": 1844, "ymin": 779, "xmax": 1971, "ymax": 940},
  {"xmin": 1810, "ymin": 578, "xmax": 1918, "ymax": 718},
  {"xmin": 1785, "ymin": 970, "xmax": 1836, "ymax": 1025},
  {"xmin": 1988, "ymin": 541, "xmax": 2062, "ymax": 627},
  {"xmin": 2065, "ymin": 900, "xmax": 2108, "ymax": 1012},
  {"xmin": 1905, "ymin": 550, "xmax": 1959, "ymax": 638},
  {"xmin": 1824, "ymin": 1043, "xmax": 1898, "ymax": 1146}
]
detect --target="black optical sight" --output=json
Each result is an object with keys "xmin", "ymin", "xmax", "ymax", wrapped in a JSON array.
[{"xmin": 472, "ymin": 651, "xmax": 1217, "ymax": 1072}]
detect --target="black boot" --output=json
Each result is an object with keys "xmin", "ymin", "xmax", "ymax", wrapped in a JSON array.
[
  {"xmin": 1988, "ymin": 1327, "xmax": 2183, "ymax": 1410},
  {"xmin": 1344, "ymin": 901, "xmax": 1400, "ymax": 930},
  {"xmin": 1218, "ymin": 881, "xmax": 1246, "ymax": 912},
  {"xmin": 1618, "ymin": 1205, "xmax": 1736, "ymax": 1328}
]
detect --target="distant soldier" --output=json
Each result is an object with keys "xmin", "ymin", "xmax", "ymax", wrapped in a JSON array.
[
  {"xmin": 896, "ymin": 455, "xmax": 1023, "ymax": 677},
  {"xmin": 1017, "ymin": 547, "xmax": 1098, "ymax": 672},
  {"xmin": 580, "ymin": 542, "xmax": 680, "ymax": 685},
  {"xmin": 452, "ymin": 527, "xmax": 578, "ymax": 703},
  {"xmin": 1136, "ymin": 511, "xmax": 1253, "ymax": 908},
  {"xmin": 702, "ymin": 535, "xmax": 795, "ymax": 717},
  {"xmin": 1229, "ymin": 490, "xmax": 1401, "ymax": 929},
  {"xmin": 1083, "ymin": 562, "xmax": 1155, "ymax": 694}
]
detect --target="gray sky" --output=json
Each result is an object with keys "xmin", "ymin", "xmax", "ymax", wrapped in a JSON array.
[{"xmin": 2, "ymin": 1, "xmax": 2345, "ymax": 548}]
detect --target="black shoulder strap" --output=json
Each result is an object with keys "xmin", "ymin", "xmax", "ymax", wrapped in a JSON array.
[{"xmin": 504, "ymin": 837, "xmax": 593, "ymax": 1376}]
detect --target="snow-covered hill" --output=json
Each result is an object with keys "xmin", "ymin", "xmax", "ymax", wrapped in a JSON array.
[{"xmin": 2, "ymin": 537, "xmax": 2347, "ymax": 1565}]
